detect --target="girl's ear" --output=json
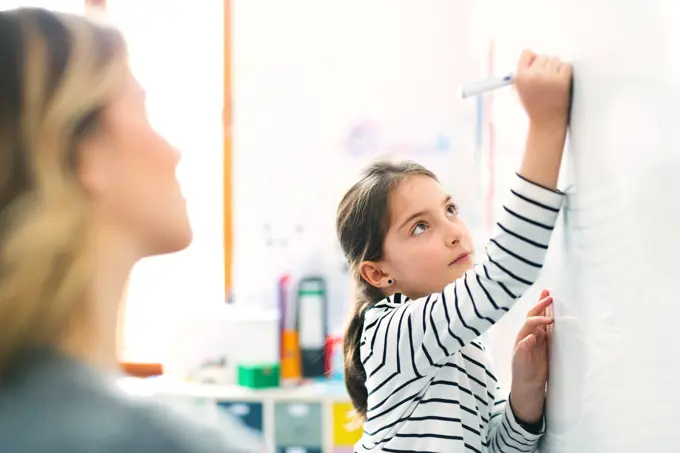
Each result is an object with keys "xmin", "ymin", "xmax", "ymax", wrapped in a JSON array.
[{"xmin": 359, "ymin": 261, "xmax": 392, "ymax": 289}]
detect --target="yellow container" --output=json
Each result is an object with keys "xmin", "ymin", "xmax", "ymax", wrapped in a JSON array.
[{"xmin": 332, "ymin": 402, "xmax": 363, "ymax": 446}]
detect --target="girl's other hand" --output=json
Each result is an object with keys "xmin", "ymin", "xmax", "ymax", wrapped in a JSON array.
[{"xmin": 509, "ymin": 289, "xmax": 554, "ymax": 423}]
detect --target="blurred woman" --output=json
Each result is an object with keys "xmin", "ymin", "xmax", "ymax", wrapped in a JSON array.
[{"xmin": 0, "ymin": 8, "xmax": 252, "ymax": 452}]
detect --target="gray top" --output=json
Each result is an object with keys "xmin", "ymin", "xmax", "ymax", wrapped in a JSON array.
[{"xmin": 0, "ymin": 348, "xmax": 263, "ymax": 453}]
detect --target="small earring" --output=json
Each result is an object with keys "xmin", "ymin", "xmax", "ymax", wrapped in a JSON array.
[{"xmin": 387, "ymin": 279, "xmax": 393, "ymax": 285}]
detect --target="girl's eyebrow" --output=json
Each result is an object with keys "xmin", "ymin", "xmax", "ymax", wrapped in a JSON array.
[{"xmin": 398, "ymin": 194, "xmax": 452, "ymax": 231}]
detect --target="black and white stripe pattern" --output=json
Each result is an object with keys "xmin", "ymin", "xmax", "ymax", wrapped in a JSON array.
[{"xmin": 356, "ymin": 174, "xmax": 563, "ymax": 453}]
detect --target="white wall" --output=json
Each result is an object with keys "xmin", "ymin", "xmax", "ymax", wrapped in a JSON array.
[
  {"xmin": 108, "ymin": 0, "xmax": 225, "ymax": 362},
  {"xmin": 231, "ymin": 0, "xmax": 491, "ymax": 333},
  {"xmin": 104, "ymin": 0, "xmax": 581, "ymax": 384},
  {"xmin": 107, "ymin": 0, "xmax": 504, "ymax": 364},
  {"xmin": 0, "ymin": 0, "xmax": 82, "ymax": 12}
]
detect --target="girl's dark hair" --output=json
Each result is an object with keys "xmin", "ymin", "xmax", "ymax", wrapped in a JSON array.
[{"xmin": 336, "ymin": 160, "xmax": 436, "ymax": 420}]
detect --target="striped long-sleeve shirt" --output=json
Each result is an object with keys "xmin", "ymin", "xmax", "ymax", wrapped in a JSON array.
[{"xmin": 356, "ymin": 173, "xmax": 564, "ymax": 453}]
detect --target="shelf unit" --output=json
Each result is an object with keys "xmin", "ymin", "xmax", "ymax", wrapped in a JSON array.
[{"xmin": 119, "ymin": 377, "xmax": 361, "ymax": 453}]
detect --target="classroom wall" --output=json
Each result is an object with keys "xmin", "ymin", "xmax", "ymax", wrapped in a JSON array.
[
  {"xmin": 228, "ymin": 0, "xmax": 576, "ymax": 390},
  {"xmin": 102, "ymin": 0, "xmax": 570, "ymax": 384},
  {"xmin": 231, "ymin": 0, "xmax": 492, "ymax": 334},
  {"xmin": 108, "ymin": 0, "xmax": 226, "ymax": 362},
  {"xmin": 0, "ymin": 0, "xmax": 83, "ymax": 12}
]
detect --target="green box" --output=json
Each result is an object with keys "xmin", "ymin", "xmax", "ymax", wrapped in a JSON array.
[{"xmin": 237, "ymin": 363, "xmax": 280, "ymax": 389}]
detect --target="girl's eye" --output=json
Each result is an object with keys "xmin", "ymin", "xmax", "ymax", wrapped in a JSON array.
[
  {"xmin": 446, "ymin": 203, "xmax": 459, "ymax": 216},
  {"xmin": 412, "ymin": 222, "xmax": 428, "ymax": 236}
]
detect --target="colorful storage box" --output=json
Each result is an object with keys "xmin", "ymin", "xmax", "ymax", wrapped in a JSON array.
[{"xmin": 332, "ymin": 402, "xmax": 362, "ymax": 446}]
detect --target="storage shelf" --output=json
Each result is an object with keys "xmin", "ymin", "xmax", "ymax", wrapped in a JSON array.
[{"xmin": 119, "ymin": 377, "xmax": 360, "ymax": 453}]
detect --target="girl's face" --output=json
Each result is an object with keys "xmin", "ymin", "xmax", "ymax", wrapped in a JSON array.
[{"xmin": 360, "ymin": 175, "xmax": 475, "ymax": 299}]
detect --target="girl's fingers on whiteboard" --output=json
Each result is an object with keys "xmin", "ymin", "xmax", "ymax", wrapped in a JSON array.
[
  {"xmin": 524, "ymin": 316, "xmax": 554, "ymax": 329},
  {"xmin": 547, "ymin": 56, "xmax": 561, "ymax": 73},
  {"xmin": 518, "ymin": 49, "xmax": 538, "ymax": 70},
  {"xmin": 527, "ymin": 295, "xmax": 553, "ymax": 317},
  {"xmin": 560, "ymin": 64, "xmax": 573, "ymax": 77},
  {"xmin": 517, "ymin": 333, "xmax": 537, "ymax": 352},
  {"xmin": 546, "ymin": 302, "xmax": 554, "ymax": 321},
  {"xmin": 532, "ymin": 54, "xmax": 549, "ymax": 70},
  {"xmin": 559, "ymin": 62, "xmax": 573, "ymax": 76}
]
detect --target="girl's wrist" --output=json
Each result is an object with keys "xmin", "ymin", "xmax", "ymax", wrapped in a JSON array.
[
  {"xmin": 519, "ymin": 123, "xmax": 567, "ymax": 191},
  {"xmin": 508, "ymin": 385, "xmax": 546, "ymax": 425},
  {"xmin": 528, "ymin": 119, "xmax": 568, "ymax": 135}
]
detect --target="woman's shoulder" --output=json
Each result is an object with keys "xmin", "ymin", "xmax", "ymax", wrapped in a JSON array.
[{"xmin": 0, "ymin": 349, "xmax": 262, "ymax": 453}]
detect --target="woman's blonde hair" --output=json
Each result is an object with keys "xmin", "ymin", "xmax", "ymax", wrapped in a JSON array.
[{"xmin": 0, "ymin": 8, "xmax": 128, "ymax": 372}]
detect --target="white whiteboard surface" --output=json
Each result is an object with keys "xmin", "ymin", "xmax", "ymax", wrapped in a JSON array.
[{"xmin": 491, "ymin": 0, "xmax": 680, "ymax": 451}]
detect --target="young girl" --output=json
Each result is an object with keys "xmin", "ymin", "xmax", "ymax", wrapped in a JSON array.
[{"xmin": 336, "ymin": 49, "xmax": 571, "ymax": 452}]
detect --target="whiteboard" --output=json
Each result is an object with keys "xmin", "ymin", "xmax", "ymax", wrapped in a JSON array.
[
  {"xmin": 488, "ymin": 0, "xmax": 680, "ymax": 451},
  {"xmin": 546, "ymin": 1, "xmax": 680, "ymax": 451}
]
